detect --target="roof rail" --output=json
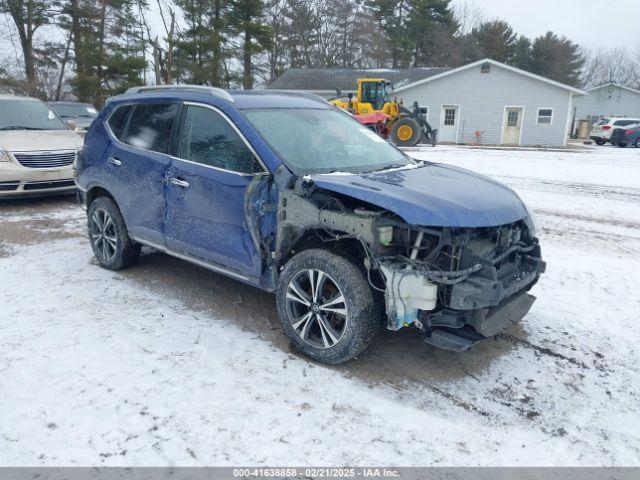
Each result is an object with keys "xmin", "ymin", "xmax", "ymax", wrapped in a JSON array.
[{"xmin": 124, "ymin": 84, "xmax": 234, "ymax": 102}]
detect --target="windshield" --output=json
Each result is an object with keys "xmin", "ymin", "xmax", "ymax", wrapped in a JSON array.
[
  {"xmin": 0, "ymin": 100, "xmax": 69, "ymax": 131},
  {"xmin": 50, "ymin": 103, "xmax": 98, "ymax": 118},
  {"xmin": 242, "ymin": 108, "xmax": 412, "ymax": 175}
]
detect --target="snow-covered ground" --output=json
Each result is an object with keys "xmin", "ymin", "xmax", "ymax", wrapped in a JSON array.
[{"xmin": 1, "ymin": 144, "xmax": 639, "ymax": 466}]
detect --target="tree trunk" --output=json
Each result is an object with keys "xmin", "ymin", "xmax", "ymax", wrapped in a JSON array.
[
  {"xmin": 55, "ymin": 32, "xmax": 73, "ymax": 100},
  {"xmin": 243, "ymin": 29, "xmax": 252, "ymax": 89}
]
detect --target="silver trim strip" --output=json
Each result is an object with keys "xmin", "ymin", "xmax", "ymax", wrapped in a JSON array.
[{"xmin": 131, "ymin": 236, "xmax": 254, "ymax": 283}]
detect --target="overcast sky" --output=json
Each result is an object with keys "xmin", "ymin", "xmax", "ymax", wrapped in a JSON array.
[{"xmin": 452, "ymin": 0, "xmax": 637, "ymax": 50}]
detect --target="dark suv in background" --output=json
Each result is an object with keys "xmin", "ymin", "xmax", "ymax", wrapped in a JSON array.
[{"xmin": 76, "ymin": 85, "xmax": 545, "ymax": 364}]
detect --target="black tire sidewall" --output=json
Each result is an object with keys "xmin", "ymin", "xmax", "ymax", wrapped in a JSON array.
[
  {"xmin": 87, "ymin": 197, "xmax": 139, "ymax": 270},
  {"xmin": 276, "ymin": 249, "xmax": 379, "ymax": 364}
]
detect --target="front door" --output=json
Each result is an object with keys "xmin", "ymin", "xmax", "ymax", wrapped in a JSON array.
[
  {"xmin": 503, "ymin": 107, "xmax": 523, "ymax": 145},
  {"xmin": 440, "ymin": 106, "xmax": 459, "ymax": 143},
  {"xmin": 164, "ymin": 103, "xmax": 265, "ymax": 277}
]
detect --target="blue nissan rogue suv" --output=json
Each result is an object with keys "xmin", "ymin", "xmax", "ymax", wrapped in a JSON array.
[{"xmin": 76, "ymin": 85, "xmax": 545, "ymax": 364}]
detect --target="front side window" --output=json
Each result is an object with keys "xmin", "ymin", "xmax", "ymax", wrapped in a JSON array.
[
  {"xmin": 179, "ymin": 105, "xmax": 259, "ymax": 174},
  {"xmin": 537, "ymin": 108, "xmax": 553, "ymax": 125},
  {"xmin": 0, "ymin": 99, "xmax": 68, "ymax": 131},
  {"xmin": 243, "ymin": 107, "xmax": 412, "ymax": 175},
  {"xmin": 125, "ymin": 102, "xmax": 178, "ymax": 154}
]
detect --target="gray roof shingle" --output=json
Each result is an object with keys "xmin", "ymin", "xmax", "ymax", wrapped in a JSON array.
[{"xmin": 267, "ymin": 67, "xmax": 451, "ymax": 91}]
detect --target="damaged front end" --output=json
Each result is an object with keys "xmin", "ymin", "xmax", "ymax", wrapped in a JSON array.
[
  {"xmin": 274, "ymin": 183, "xmax": 545, "ymax": 352},
  {"xmin": 376, "ymin": 222, "xmax": 545, "ymax": 351}
]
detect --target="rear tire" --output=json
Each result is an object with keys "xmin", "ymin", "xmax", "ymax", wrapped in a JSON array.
[
  {"xmin": 87, "ymin": 197, "xmax": 140, "ymax": 270},
  {"xmin": 635, "ymin": 138, "xmax": 640, "ymax": 148},
  {"xmin": 390, "ymin": 117, "xmax": 422, "ymax": 147},
  {"xmin": 276, "ymin": 249, "xmax": 380, "ymax": 364}
]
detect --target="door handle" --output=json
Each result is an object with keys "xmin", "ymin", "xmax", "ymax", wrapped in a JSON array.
[
  {"xmin": 170, "ymin": 177, "xmax": 190, "ymax": 189},
  {"xmin": 107, "ymin": 156, "xmax": 122, "ymax": 166}
]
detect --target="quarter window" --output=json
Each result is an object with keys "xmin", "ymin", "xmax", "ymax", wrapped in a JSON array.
[
  {"xmin": 124, "ymin": 103, "xmax": 178, "ymax": 154},
  {"xmin": 107, "ymin": 105, "xmax": 131, "ymax": 141},
  {"xmin": 537, "ymin": 108, "xmax": 553, "ymax": 125},
  {"xmin": 179, "ymin": 105, "xmax": 259, "ymax": 174}
]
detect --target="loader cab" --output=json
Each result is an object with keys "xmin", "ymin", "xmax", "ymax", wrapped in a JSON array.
[{"xmin": 358, "ymin": 79, "xmax": 392, "ymax": 111}]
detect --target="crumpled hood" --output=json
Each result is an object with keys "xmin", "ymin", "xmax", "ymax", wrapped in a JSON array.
[
  {"xmin": 0, "ymin": 130, "xmax": 83, "ymax": 152},
  {"xmin": 309, "ymin": 163, "xmax": 528, "ymax": 227}
]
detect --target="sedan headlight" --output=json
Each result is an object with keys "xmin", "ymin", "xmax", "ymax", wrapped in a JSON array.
[{"xmin": 523, "ymin": 201, "xmax": 540, "ymax": 237}]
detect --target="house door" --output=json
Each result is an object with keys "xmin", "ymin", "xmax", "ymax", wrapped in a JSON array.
[
  {"xmin": 440, "ymin": 106, "xmax": 459, "ymax": 143},
  {"xmin": 503, "ymin": 107, "xmax": 523, "ymax": 145}
]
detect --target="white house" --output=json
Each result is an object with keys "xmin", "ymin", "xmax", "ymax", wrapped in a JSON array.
[
  {"xmin": 573, "ymin": 83, "xmax": 640, "ymax": 123},
  {"xmin": 268, "ymin": 58, "xmax": 586, "ymax": 147},
  {"xmin": 393, "ymin": 59, "xmax": 585, "ymax": 146}
]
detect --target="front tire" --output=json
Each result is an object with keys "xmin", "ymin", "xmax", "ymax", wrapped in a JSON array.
[
  {"xmin": 390, "ymin": 116, "xmax": 422, "ymax": 147},
  {"xmin": 595, "ymin": 139, "xmax": 606, "ymax": 145},
  {"xmin": 276, "ymin": 249, "xmax": 380, "ymax": 364},
  {"xmin": 87, "ymin": 196, "xmax": 140, "ymax": 270}
]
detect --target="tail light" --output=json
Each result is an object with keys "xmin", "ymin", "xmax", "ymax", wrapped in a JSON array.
[
  {"xmin": 625, "ymin": 129, "xmax": 634, "ymax": 135},
  {"xmin": 602, "ymin": 125, "xmax": 611, "ymax": 130}
]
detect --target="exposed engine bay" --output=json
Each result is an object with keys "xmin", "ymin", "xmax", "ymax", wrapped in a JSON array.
[{"xmin": 274, "ymin": 183, "xmax": 545, "ymax": 351}]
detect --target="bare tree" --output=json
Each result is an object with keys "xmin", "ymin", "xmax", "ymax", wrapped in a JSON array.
[
  {"xmin": 452, "ymin": 0, "xmax": 486, "ymax": 36},
  {"xmin": 0, "ymin": 0, "xmax": 57, "ymax": 94},
  {"xmin": 581, "ymin": 46, "xmax": 640, "ymax": 90}
]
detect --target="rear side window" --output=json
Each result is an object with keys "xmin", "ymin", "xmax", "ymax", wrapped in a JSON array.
[
  {"xmin": 179, "ymin": 105, "xmax": 260, "ymax": 174},
  {"xmin": 597, "ymin": 119, "xmax": 609, "ymax": 125},
  {"xmin": 613, "ymin": 120, "xmax": 639, "ymax": 126},
  {"xmin": 107, "ymin": 105, "xmax": 131, "ymax": 140},
  {"xmin": 124, "ymin": 103, "xmax": 178, "ymax": 154}
]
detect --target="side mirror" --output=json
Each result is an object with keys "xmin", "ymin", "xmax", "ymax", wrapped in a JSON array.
[{"xmin": 67, "ymin": 120, "xmax": 78, "ymax": 131}]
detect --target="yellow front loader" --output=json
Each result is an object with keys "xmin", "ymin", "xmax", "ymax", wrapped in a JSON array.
[{"xmin": 330, "ymin": 78, "xmax": 437, "ymax": 147}]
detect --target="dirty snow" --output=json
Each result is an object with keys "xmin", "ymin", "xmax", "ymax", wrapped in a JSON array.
[{"xmin": 1, "ymin": 144, "xmax": 639, "ymax": 466}]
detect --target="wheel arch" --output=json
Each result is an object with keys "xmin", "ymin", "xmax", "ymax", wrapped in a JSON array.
[{"xmin": 86, "ymin": 185, "xmax": 116, "ymax": 208}]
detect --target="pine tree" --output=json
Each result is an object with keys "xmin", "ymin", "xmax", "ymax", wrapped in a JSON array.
[
  {"xmin": 529, "ymin": 32, "xmax": 584, "ymax": 87},
  {"xmin": 471, "ymin": 20, "xmax": 518, "ymax": 64},
  {"xmin": 227, "ymin": 0, "xmax": 271, "ymax": 89}
]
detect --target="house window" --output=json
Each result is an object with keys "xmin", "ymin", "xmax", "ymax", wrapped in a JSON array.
[
  {"xmin": 537, "ymin": 108, "xmax": 553, "ymax": 125},
  {"xmin": 444, "ymin": 108, "xmax": 456, "ymax": 126}
]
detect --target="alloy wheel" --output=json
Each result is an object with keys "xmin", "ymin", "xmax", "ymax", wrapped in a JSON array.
[
  {"xmin": 90, "ymin": 208, "xmax": 118, "ymax": 263},
  {"xmin": 285, "ymin": 269, "xmax": 348, "ymax": 349}
]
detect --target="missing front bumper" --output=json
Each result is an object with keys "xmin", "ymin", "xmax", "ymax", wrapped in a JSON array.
[{"xmin": 423, "ymin": 292, "xmax": 536, "ymax": 351}]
